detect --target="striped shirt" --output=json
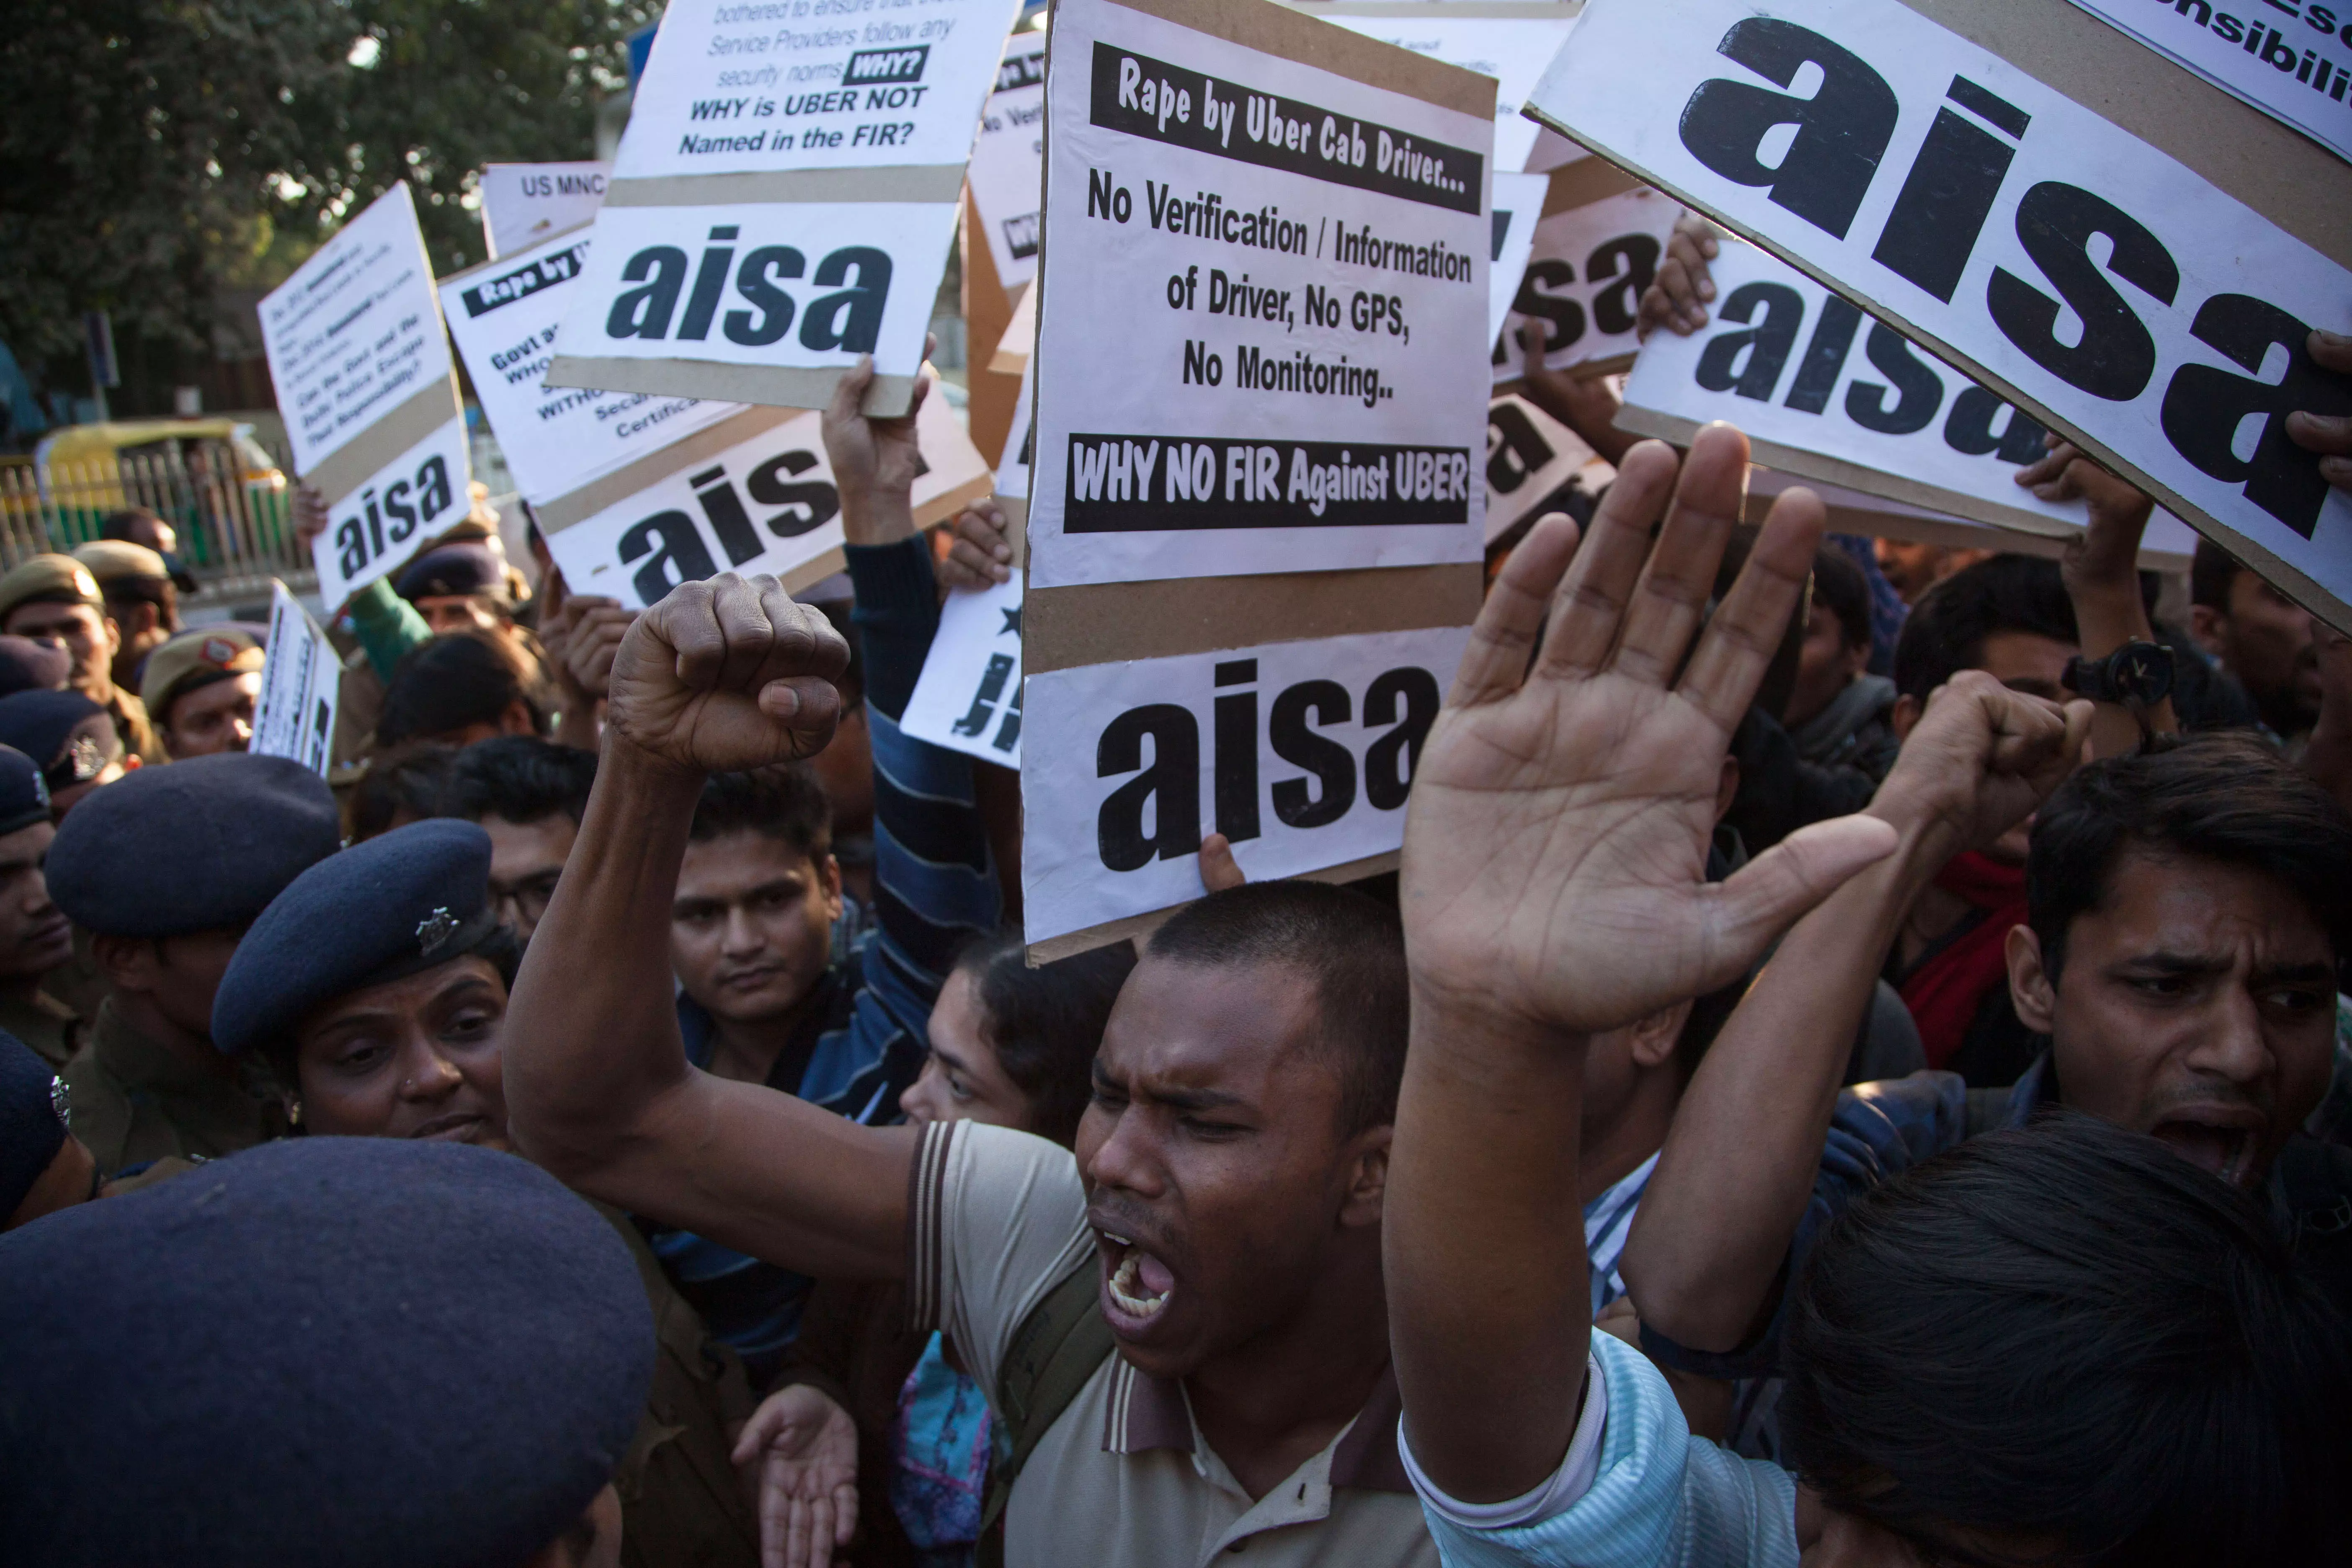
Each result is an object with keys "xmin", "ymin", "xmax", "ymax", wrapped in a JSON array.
[{"xmin": 1583, "ymin": 1151, "xmax": 1658, "ymax": 1320}]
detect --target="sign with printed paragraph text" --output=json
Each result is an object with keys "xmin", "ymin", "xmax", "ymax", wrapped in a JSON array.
[
  {"xmin": 440, "ymin": 231, "xmax": 742, "ymax": 507},
  {"xmin": 2059, "ymin": 0, "xmax": 2352, "ymax": 164},
  {"xmin": 1525, "ymin": 0, "xmax": 2352, "ymax": 627},
  {"xmin": 251, "ymin": 583, "xmax": 341, "ymax": 778},
  {"xmin": 1312, "ymin": 5, "xmax": 1584, "ymax": 174},
  {"xmin": 1485, "ymin": 392, "xmax": 1603, "ymax": 544},
  {"xmin": 1021, "ymin": 624, "xmax": 1469, "ymax": 944},
  {"xmin": 967, "ymin": 29, "xmax": 1048, "ymax": 293},
  {"xmin": 1488, "ymin": 170, "xmax": 1545, "ymax": 348},
  {"xmin": 1026, "ymin": 0, "xmax": 1496, "ymax": 587},
  {"xmin": 1619, "ymin": 242, "xmax": 2092, "ymax": 536},
  {"xmin": 542, "ymin": 392, "xmax": 991, "ymax": 608},
  {"xmin": 1492, "ymin": 170, "xmax": 1678, "ymax": 385},
  {"xmin": 478, "ymin": 162, "xmax": 610, "ymax": 258},
  {"xmin": 546, "ymin": 0, "xmax": 1023, "ymax": 414},
  {"xmin": 900, "ymin": 576, "xmax": 1025, "ymax": 764}
]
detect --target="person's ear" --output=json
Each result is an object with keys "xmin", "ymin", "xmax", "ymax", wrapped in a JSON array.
[
  {"xmin": 2006, "ymin": 923, "xmax": 2058, "ymax": 1034},
  {"xmin": 1338, "ymin": 1124, "xmax": 1391, "ymax": 1228},
  {"xmin": 2187, "ymin": 603, "xmax": 2228, "ymax": 659},
  {"xmin": 1713, "ymin": 755, "xmax": 1740, "ymax": 826},
  {"xmin": 819, "ymin": 852, "xmax": 843, "ymax": 920},
  {"xmin": 100, "ymin": 614, "xmax": 121, "ymax": 659},
  {"xmin": 1627, "ymin": 999, "xmax": 1696, "ymax": 1070},
  {"xmin": 498, "ymin": 700, "xmax": 536, "ymax": 736},
  {"xmin": 90, "ymin": 931, "xmax": 160, "ymax": 995},
  {"xmin": 1890, "ymin": 693, "xmax": 1921, "ymax": 740}
]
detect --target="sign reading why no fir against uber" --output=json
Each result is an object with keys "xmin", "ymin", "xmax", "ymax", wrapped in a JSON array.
[
  {"xmin": 1026, "ymin": 0, "xmax": 1497, "ymax": 588},
  {"xmin": 547, "ymin": 0, "xmax": 1023, "ymax": 416},
  {"xmin": 1523, "ymin": 0, "xmax": 2352, "ymax": 629}
]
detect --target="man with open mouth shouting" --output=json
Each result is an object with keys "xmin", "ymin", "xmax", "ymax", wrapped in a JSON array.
[{"xmin": 504, "ymin": 389, "xmax": 1437, "ymax": 1566}]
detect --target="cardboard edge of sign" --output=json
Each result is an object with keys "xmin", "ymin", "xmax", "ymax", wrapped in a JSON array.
[
  {"xmin": 1515, "ymin": 104, "xmax": 2352, "ymax": 635},
  {"xmin": 1612, "ymin": 403, "xmax": 2081, "ymax": 542},
  {"xmin": 299, "ymin": 377, "xmax": 467, "ymax": 507},
  {"xmin": 1025, "ymin": 850, "xmax": 1401, "ymax": 962},
  {"xmin": 1735, "ymin": 483, "xmax": 2192, "ymax": 572},
  {"xmin": 1107, "ymin": 0, "xmax": 1499, "ymax": 119},
  {"xmin": 1491, "ymin": 348, "xmax": 1634, "ymax": 390},
  {"xmin": 544, "ymin": 357, "xmax": 920, "ymax": 419}
]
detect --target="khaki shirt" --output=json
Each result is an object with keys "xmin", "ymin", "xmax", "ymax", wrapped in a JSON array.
[
  {"xmin": 61, "ymin": 998, "xmax": 282, "ymax": 1176},
  {"xmin": 0, "ymin": 986, "xmax": 80, "ymax": 1069},
  {"xmin": 907, "ymin": 1121, "xmax": 1437, "ymax": 1568}
]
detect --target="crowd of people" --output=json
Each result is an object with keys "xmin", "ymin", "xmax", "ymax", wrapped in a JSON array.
[{"xmin": 2, "ymin": 214, "xmax": 2350, "ymax": 1568}]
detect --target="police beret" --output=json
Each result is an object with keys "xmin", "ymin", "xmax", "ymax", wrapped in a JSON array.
[
  {"xmin": 139, "ymin": 625, "xmax": 265, "ymax": 718},
  {"xmin": 46, "ymin": 752, "xmax": 341, "ymax": 940},
  {"xmin": 0, "ymin": 1031, "xmax": 65, "ymax": 1221},
  {"xmin": 396, "ymin": 542, "xmax": 505, "ymax": 603},
  {"xmin": 213, "ymin": 818, "xmax": 495, "ymax": 1057},
  {"xmin": 0, "ymin": 554, "xmax": 102, "ymax": 624},
  {"xmin": 72, "ymin": 539, "xmax": 170, "ymax": 588},
  {"xmin": 0, "ymin": 689, "xmax": 108, "ymax": 786},
  {"xmin": 0, "ymin": 1136, "xmax": 653, "ymax": 1568},
  {"xmin": 0, "ymin": 746, "xmax": 49, "ymax": 836},
  {"xmin": 0, "ymin": 634, "xmax": 70, "ymax": 700}
]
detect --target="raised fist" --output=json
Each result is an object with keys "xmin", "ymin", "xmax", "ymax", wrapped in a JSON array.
[{"xmin": 605, "ymin": 573, "xmax": 850, "ymax": 775}]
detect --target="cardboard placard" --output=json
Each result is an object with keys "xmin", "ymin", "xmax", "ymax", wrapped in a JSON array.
[
  {"xmin": 251, "ymin": 582, "xmax": 341, "ymax": 777},
  {"xmin": 2057, "ymin": 0, "xmax": 2352, "ymax": 165},
  {"xmin": 1487, "ymin": 169, "xmax": 1546, "ymax": 347},
  {"xmin": 1743, "ymin": 468, "xmax": 2204, "ymax": 570},
  {"xmin": 256, "ymin": 184, "xmax": 472, "ymax": 610},
  {"xmin": 968, "ymin": 30, "xmax": 1050, "ymax": 294},
  {"xmin": 1022, "ymin": 623, "xmax": 1469, "ymax": 946},
  {"xmin": 545, "ymin": 0, "xmax": 1024, "ymax": 415},
  {"xmin": 901, "ymin": 576, "xmax": 1026, "ymax": 764},
  {"xmin": 998, "ymin": 354, "xmax": 1036, "ymax": 497},
  {"xmin": 1026, "ymin": 0, "xmax": 1497, "ymax": 588},
  {"xmin": 438, "ymin": 228, "xmax": 742, "ymax": 506},
  {"xmin": 988, "ymin": 276, "xmax": 1038, "ymax": 375},
  {"xmin": 1485, "ymin": 390, "xmax": 1603, "ymax": 543},
  {"xmin": 1524, "ymin": 0, "xmax": 2352, "ymax": 629},
  {"xmin": 540, "ymin": 392, "xmax": 992, "ymax": 608},
  {"xmin": 1307, "ymin": 3, "xmax": 1585, "ymax": 173},
  {"xmin": 1490, "ymin": 160, "xmax": 1679, "ymax": 385},
  {"xmin": 479, "ymin": 162, "xmax": 611, "ymax": 258},
  {"xmin": 1618, "ymin": 242, "xmax": 2093, "ymax": 537}
]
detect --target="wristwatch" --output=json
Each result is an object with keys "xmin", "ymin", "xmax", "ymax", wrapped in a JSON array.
[{"xmin": 2061, "ymin": 640, "xmax": 2175, "ymax": 709}]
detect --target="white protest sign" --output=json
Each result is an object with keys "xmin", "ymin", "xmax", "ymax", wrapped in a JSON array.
[
  {"xmin": 900, "ymin": 576, "xmax": 1025, "ymax": 764},
  {"xmin": 1488, "ymin": 170, "xmax": 1546, "ymax": 348},
  {"xmin": 2058, "ymin": 0, "xmax": 2352, "ymax": 165},
  {"xmin": 968, "ymin": 30, "xmax": 1048, "ymax": 293},
  {"xmin": 1027, "ymin": 0, "xmax": 1496, "ymax": 588},
  {"xmin": 251, "ymin": 582, "xmax": 341, "ymax": 777},
  {"xmin": 1314, "ymin": 8, "xmax": 1583, "ymax": 173},
  {"xmin": 998, "ymin": 355, "xmax": 1035, "ymax": 497},
  {"xmin": 546, "ymin": 0, "xmax": 1022, "ymax": 414},
  {"xmin": 1492, "ymin": 178, "xmax": 1679, "ymax": 384},
  {"xmin": 544, "ymin": 392, "xmax": 992, "ymax": 608},
  {"xmin": 1021, "ymin": 623, "xmax": 1469, "ymax": 944},
  {"xmin": 1484, "ymin": 391, "xmax": 1603, "ymax": 544},
  {"xmin": 479, "ymin": 162, "xmax": 610, "ymax": 258},
  {"xmin": 1525, "ymin": 0, "xmax": 2352, "ymax": 628},
  {"xmin": 439, "ymin": 231, "xmax": 741, "ymax": 506},
  {"xmin": 1745, "ymin": 467, "xmax": 2204, "ymax": 567},
  {"xmin": 1619, "ymin": 242, "xmax": 2091, "ymax": 536}
]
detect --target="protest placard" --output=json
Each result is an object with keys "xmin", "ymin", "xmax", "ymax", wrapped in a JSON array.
[
  {"xmin": 1491, "ymin": 160, "xmax": 1680, "ymax": 386},
  {"xmin": 250, "ymin": 582, "xmax": 341, "ymax": 778},
  {"xmin": 900, "ymin": 576, "xmax": 1026, "ymax": 765},
  {"xmin": 1023, "ymin": 622, "xmax": 1470, "ymax": 949},
  {"xmin": 439, "ymin": 230, "xmax": 742, "ymax": 506},
  {"xmin": 967, "ymin": 29, "xmax": 1049, "ymax": 295},
  {"xmin": 1619, "ymin": 242, "xmax": 2094, "ymax": 537},
  {"xmin": 538, "ymin": 390, "xmax": 992, "ymax": 608},
  {"xmin": 2057, "ymin": 0, "xmax": 2352, "ymax": 165},
  {"xmin": 1484, "ymin": 391, "xmax": 1602, "ymax": 544},
  {"xmin": 987, "ymin": 276, "xmax": 1038, "ymax": 376},
  {"xmin": 1524, "ymin": 0, "xmax": 2352, "ymax": 628},
  {"xmin": 1306, "ymin": 3, "xmax": 1584, "ymax": 173},
  {"xmin": 257, "ymin": 183, "xmax": 472, "ymax": 611},
  {"xmin": 1488, "ymin": 170, "xmax": 1545, "ymax": 348},
  {"xmin": 545, "ymin": 0, "xmax": 1024, "ymax": 415},
  {"xmin": 998, "ymin": 356, "xmax": 1035, "ymax": 499},
  {"xmin": 478, "ymin": 162, "xmax": 611, "ymax": 258},
  {"xmin": 1026, "ymin": 0, "xmax": 1497, "ymax": 588},
  {"xmin": 1743, "ymin": 469, "xmax": 2203, "ymax": 570}
]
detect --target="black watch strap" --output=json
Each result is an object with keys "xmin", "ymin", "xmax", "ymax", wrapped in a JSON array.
[{"xmin": 2061, "ymin": 640, "xmax": 2175, "ymax": 709}]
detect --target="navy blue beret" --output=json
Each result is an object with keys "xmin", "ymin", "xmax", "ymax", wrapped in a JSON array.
[
  {"xmin": 0, "ymin": 634, "xmax": 70, "ymax": 700},
  {"xmin": 0, "ymin": 1136, "xmax": 652, "ymax": 1568},
  {"xmin": 46, "ymin": 753, "xmax": 342, "ymax": 940},
  {"xmin": 0, "ymin": 745, "xmax": 48, "ymax": 836},
  {"xmin": 213, "ymin": 818, "xmax": 495, "ymax": 1057},
  {"xmin": 0, "ymin": 688, "xmax": 104, "ymax": 773},
  {"xmin": 0, "ymin": 1031, "xmax": 65, "ymax": 1220},
  {"xmin": 396, "ymin": 542, "xmax": 505, "ymax": 603}
]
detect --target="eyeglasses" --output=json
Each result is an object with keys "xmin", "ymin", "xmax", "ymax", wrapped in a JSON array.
[{"xmin": 489, "ymin": 871, "xmax": 563, "ymax": 925}]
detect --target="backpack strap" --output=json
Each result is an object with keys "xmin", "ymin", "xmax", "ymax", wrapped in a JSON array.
[{"xmin": 975, "ymin": 1256, "xmax": 1118, "ymax": 1567}]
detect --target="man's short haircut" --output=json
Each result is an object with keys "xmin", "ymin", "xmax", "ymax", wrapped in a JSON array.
[
  {"xmin": 2190, "ymin": 537, "xmax": 2246, "ymax": 612},
  {"xmin": 954, "ymin": 930, "xmax": 1138, "ymax": 1148},
  {"xmin": 1809, "ymin": 546, "xmax": 1872, "ymax": 655},
  {"xmin": 1144, "ymin": 881, "xmax": 1408, "ymax": 1137},
  {"xmin": 690, "ymin": 765, "xmax": 833, "ymax": 864},
  {"xmin": 98, "ymin": 508, "xmax": 164, "ymax": 546},
  {"xmin": 349, "ymin": 744, "xmax": 457, "ymax": 842},
  {"xmin": 2027, "ymin": 732, "xmax": 2352, "ymax": 983},
  {"xmin": 440, "ymin": 735, "xmax": 597, "ymax": 828},
  {"xmin": 1891, "ymin": 555, "xmax": 2078, "ymax": 705},
  {"xmin": 377, "ymin": 631, "xmax": 550, "ymax": 747},
  {"xmin": 1781, "ymin": 1112, "xmax": 2349, "ymax": 1565}
]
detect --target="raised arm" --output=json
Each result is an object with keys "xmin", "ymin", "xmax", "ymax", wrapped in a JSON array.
[
  {"xmin": 2017, "ymin": 434, "xmax": 2177, "ymax": 751},
  {"xmin": 1389, "ymin": 424, "xmax": 1899, "ymax": 1504},
  {"xmin": 504, "ymin": 567, "xmax": 916, "ymax": 1283},
  {"xmin": 1622, "ymin": 673, "xmax": 2089, "ymax": 1355}
]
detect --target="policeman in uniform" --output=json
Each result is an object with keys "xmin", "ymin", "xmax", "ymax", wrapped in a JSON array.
[
  {"xmin": 140, "ymin": 624, "xmax": 264, "ymax": 759},
  {"xmin": 0, "ymin": 747, "xmax": 77, "ymax": 1067},
  {"xmin": 72, "ymin": 539, "xmax": 181, "ymax": 692},
  {"xmin": 0, "ymin": 1136, "xmax": 653, "ymax": 1567},
  {"xmin": 0, "ymin": 553, "xmax": 162, "ymax": 763},
  {"xmin": 44, "ymin": 753, "xmax": 342, "ymax": 1175},
  {"xmin": 1, "ymin": 1029, "xmax": 95, "ymax": 1231},
  {"xmin": 212, "ymin": 820, "xmax": 761, "ymax": 1568}
]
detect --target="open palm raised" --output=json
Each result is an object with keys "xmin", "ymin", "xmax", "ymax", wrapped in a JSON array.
[{"xmin": 1402, "ymin": 426, "xmax": 1898, "ymax": 1037}]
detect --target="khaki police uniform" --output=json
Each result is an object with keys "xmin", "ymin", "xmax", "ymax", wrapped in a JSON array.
[{"xmin": 61, "ymin": 998, "xmax": 283, "ymax": 1176}]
